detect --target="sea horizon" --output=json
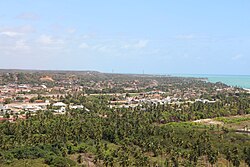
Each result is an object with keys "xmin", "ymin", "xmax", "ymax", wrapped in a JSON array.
[
  {"xmin": 1, "ymin": 68, "xmax": 250, "ymax": 89},
  {"xmin": 171, "ymin": 73, "xmax": 250, "ymax": 89}
]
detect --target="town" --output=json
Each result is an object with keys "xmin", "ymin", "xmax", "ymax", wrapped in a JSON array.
[
  {"xmin": 0, "ymin": 70, "xmax": 244, "ymax": 122},
  {"xmin": 1, "ymin": 70, "xmax": 250, "ymax": 167}
]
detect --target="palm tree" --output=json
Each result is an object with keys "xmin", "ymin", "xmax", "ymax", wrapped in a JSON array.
[
  {"xmin": 243, "ymin": 147, "xmax": 250, "ymax": 166},
  {"xmin": 225, "ymin": 148, "xmax": 232, "ymax": 167},
  {"xmin": 208, "ymin": 149, "xmax": 218, "ymax": 167},
  {"xmin": 231, "ymin": 147, "xmax": 240, "ymax": 167},
  {"xmin": 77, "ymin": 154, "xmax": 82, "ymax": 164}
]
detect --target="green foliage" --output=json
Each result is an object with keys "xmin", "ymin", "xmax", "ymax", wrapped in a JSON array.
[
  {"xmin": 244, "ymin": 147, "xmax": 250, "ymax": 166},
  {"xmin": 0, "ymin": 97, "xmax": 250, "ymax": 166},
  {"xmin": 0, "ymin": 158, "xmax": 48, "ymax": 167},
  {"xmin": 44, "ymin": 156, "xmax": 77, "ymax": 167},
  {"xmin": 215, "ymin": 116, "xmax": 250, "ymax": 124}
]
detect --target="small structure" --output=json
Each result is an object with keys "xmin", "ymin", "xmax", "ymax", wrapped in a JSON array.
[
  {"xmin": 41, "ymin": 85, "xmax": 47, "ymax": 89},
  {"xmin": 0, "ymin": 104, "xmax": 8, "ymax": 113},
  {"xmin": 69, "ymin": 104, "xmax": 84, "ymax": 109},
  {"xmin": 52, "ymin": 102, "xmax": 66, "ymax": 107}
]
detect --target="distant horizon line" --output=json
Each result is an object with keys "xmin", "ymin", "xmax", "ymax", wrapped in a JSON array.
[{"xmin": 0, "ymin": 68, "xmax": 249, "ymax": 77}]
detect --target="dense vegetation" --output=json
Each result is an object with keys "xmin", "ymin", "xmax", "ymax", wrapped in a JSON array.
[
  {"xmin": 1, "ymin": 71, "xmax": 250, "ymax": 166},
  {"xmin": 1, "ymin": 95, "xmax": 250, "ymax": 166},
  {"xmin": 0, "ymin": 70, "xmax": 223, "ymax": 95}
]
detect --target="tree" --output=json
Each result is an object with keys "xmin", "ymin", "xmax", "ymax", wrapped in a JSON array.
[
  {"xmin": 4, "ymin": 98, "xmax": 12, "ymax": 104},
  {"xmin": 225, "ymin": 148, "xmax": 232, "ymax": 166},
  {"xmin": 231, "ymin": 147, "xmax": 240, "ymax": 167},
  {"xmin": 208, "ymin": 149, "xmax": 218, "ymax": 167},
  {"xmin": 77, "ymin": 154, "xmax": 82, "ymax": 164},
  {"xmin": 243, "ymin": 147, "xmax": 250, "ymax": 166}
]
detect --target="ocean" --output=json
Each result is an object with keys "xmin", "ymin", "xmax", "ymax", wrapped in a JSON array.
[{"xmin": 172, "ymin": 74, "xmax": 250, "ymax": 89}]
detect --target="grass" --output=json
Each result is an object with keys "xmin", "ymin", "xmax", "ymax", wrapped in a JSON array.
[
  {"xmin": 215, "ymin": 116, "xmax": 250, "ymax": 124},
  {"xmin": 224, "ymin": 121, "xmax": 250, "ymax": 130},
  {"xmin": 193, "ymin": 114, "xmax": 250, "ymax": 130},
  {"xmin": 213, "ymin": 115, "xmax": 250, "ymax": 130},
  {"xmin": 0, "ymin": 158, "xmax": 48, "ymax": 167},
  {"xmin": 166, "ymin": 121, "xmax": 210, "ymax": 129}
]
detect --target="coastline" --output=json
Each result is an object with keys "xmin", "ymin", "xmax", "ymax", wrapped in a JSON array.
[
  {"xmin": 173, "ymin": 74, "xmax": 250, "ymax": 89},
  {"xmin": 243, "ymin": 88, "xmax": 250, "ymax": 93}
]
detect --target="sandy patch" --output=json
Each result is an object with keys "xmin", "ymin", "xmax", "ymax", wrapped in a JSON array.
[{"xmin": 193, "ymin": 118, "xmax": 224, "ymax": 125}]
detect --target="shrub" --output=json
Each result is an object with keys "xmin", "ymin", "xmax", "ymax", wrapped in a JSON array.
[{"xmin": 45, "ymin": 156, "xmax": 77, "ymax": 167}]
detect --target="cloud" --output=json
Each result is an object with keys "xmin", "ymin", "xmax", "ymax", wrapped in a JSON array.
[
  {"xmin": 79, "ymin": 42, "xmax": 90, "ymax": 49},
  {"xmin": 14, "ymin": 40, "xmax": 30, "ymax": 50},
  {"xmin": 232, "ymin": 54, "xmax": 243, "ymax": 60},
  {"xmin": 0, "ymin": 31, "xmax": 23, "ymax": 37},
  {"xmin": 16, "ymin": 12, "xmax": 40, "ymax": 21},
  {"xmin": 0, "ymin": 25, "xmax": 35, "ymax": 37},
  {"xmin": 37, "ymin": 35, "xmax": 64, "ymax": 45},
  {"xmin": 122, "ymin": 39, "xmax": 149, "ymax": 49},
  {"xmin": 134, "ymin": 40, "xmax": 149, "ymax": 48},
  {"xmin": 67, "ymin": 28, "xmax": 76, "ymax": 34},
  {"xmin": 176, "ymin": 34, "xmax": 194, "ymax": 40},
  {"xmin": 97, "ymin": 46, "xmax": 111, "ymax": 52},
  {"xmin": 19, "ymin": 25, "xmax": 36, "ymax": 33},
  {"xmin": 183, "ymin": 54, "xmax": 189, "ymax": 58},
  {"xmin": 0, "ymin": 36, "xmax": 30, "ymax": 54}
]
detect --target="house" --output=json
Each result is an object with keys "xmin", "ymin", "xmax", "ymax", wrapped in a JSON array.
[
  {"xmin": 41, "ymin": 85, "xmax": 47, "ymax": 89},
  {"xmin": 52, "ymin": 102, "xmax": 66, "ymax": 107},
  {"xmin": 195, "ymin": 99, "xmax": 216, "ymax": 104},
  {"xmin": 35, "ymin": 100, "xmax": 44, "ymax": 103},
  {"xmin": 69, "ymin": 104, "xmax": 84, "ymax": 109},
  {"xmin": 0, "ymin": 104, "xmax": 8, "ymax": 113},
  {"xmin": 54, "ymin": 107, "xmax": 66, "ymax": 113},
  {"xmin": 69, "ymin": 104, "xmax": 90, "ymax": 112},
  {"xmin": 18, "ymin": 85, "xmax": 28, "ymax": 89}
]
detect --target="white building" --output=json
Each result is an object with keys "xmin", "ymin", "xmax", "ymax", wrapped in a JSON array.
[{"xmin": 52, "ymin": 102, "xmax": 66, "ymax": 107}]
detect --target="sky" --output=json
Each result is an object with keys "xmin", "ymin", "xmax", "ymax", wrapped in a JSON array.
[{"xmin": 0, "ymin": 0, "xmax": 250, "ymax": 75}]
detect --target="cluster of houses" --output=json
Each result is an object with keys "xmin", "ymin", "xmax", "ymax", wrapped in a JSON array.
[
  {"xmin": 109, "ymin": 90, "xmax": 218, "ymax": 108},
  {"xmin": 0, "ymin": 101, "xmax": 90, "ymax": 122},
  {"xmin": 0, "ymin": 76, "xmax": 245, "ymax": 122}
]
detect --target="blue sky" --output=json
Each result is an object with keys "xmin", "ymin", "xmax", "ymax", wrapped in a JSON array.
[{"xmin": 0, "ymin": 0, "xmax": 250, "ymax": 75}]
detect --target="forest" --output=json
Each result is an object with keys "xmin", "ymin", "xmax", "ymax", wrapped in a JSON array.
[{"xmin": 1, "ymin": 94, "xmax": 250, "ymax": 167}]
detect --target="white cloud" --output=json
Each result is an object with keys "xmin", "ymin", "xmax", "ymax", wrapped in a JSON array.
[
  {"xmin": 98, "ymin": 46, "xmax": 109, "ymax": 52},
  {"xmin": 16, "ymin": 12, "xmax": 40, "ymax": 20},
  {"xmin": 183, "ymin": 54, "xmax": 189, "ymax": 58},
  {"xmin": 80, "ymin": 33, "xmax": 96, "ymax": 40},
  {"xmin": 176, "ymin": 34, "xmax": 194, "ymax": 40},
  {"xmin": 79, "ymin": 42, "xmax": 114, "ymax": 52},
  {"xmin": 19, "ymin": 25, "xmax": 36, "ymax": 33},
  {"xmin": 122, "ymin": 44, "xmax": 130, "ymax": 49},
  {"xmin": 0, "ymin": 31, "xmax": 23, "ymax": 37},
  {"xmin": 122, "ymin": 39, "xmax": 149, "ymax": 49},
  {"xmin": 0, "ymin": 25, "xmax": 35, "ymax": 37},
  {"xmin": 134, "ymin": 40, "xmax": 149, "ymax": 48},
  {"xmin": 67, "ymin": 28, "xmax": 76, "ymax": 34},
  {"xmin": 79, "ymin": 42, "xmax": 90, "ymax": 49},
  {"xmin": 15, "ymin": 40, "xmax": 29, "ymax": 49},
  {"xmin": 0, "ymin": 37, "xmax": 30, "ymax": 54},
  {"xmin": 232, "ymin": 54, "xmax": 243, "ymax": 60},
  {"xmin": 37, "ymin": 35, "xmax": 64, "ymax": 45}
]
